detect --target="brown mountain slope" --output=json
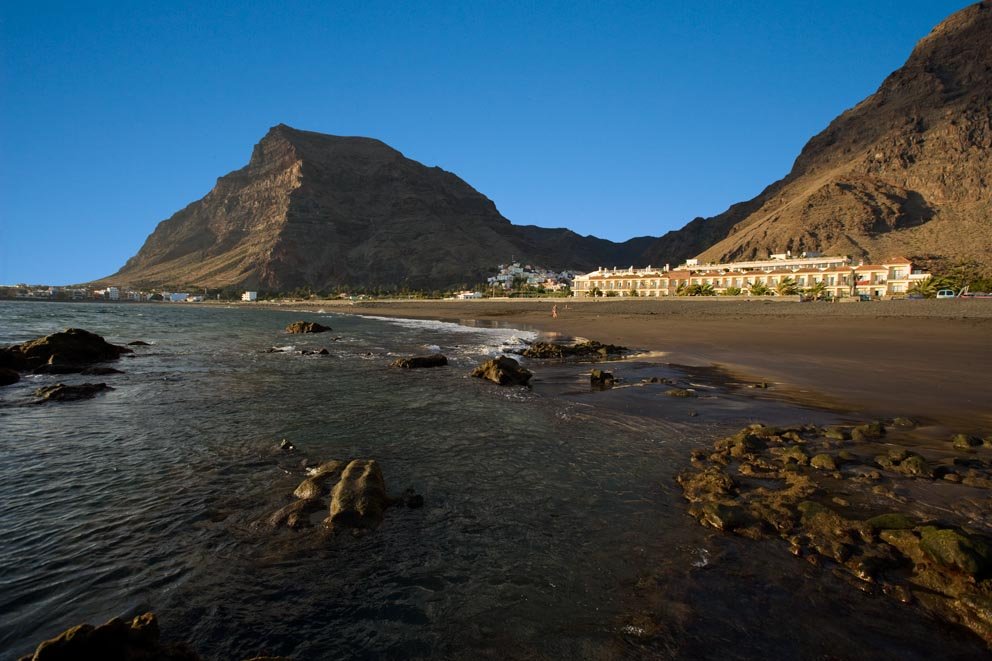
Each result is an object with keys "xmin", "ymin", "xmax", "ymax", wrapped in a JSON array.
[
  {"xmin": 110, "ymin": 125, "xmax": 652, "ymax": 290},
  {"xmin": 642, "ymin": 1, "xmax": 992, "ymax": 273}
]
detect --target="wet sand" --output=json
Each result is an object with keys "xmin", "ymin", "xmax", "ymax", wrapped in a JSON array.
[{"xmin": 286, "ymin": 298, "xmax": 992, "ymax": 430}]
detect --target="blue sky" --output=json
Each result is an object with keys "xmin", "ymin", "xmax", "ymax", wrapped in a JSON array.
[{"xmin": 0, "ymin": 0, "xmax": 970, "ymax": 284}]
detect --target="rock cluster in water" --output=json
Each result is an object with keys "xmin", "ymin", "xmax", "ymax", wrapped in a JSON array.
[
  {"xmin": 270, "ymin": 458, "xmax": 421, "ymax": 533},
  {"xmin": 470, "ymin": 356, "xmax": 532, "ymax": 386},
  {"xmin": 0, "ymin": 328, "xmax": 132, "ymax": 378},
  {"xmin": 677, "ymin": 421, "xmax": 992, "ymax": 644},
  {"xmin": 390, "ymin": 354, "xmax": 448, "ymax": 369},
  {"xmin": 519, "ymin": 340, "xmax": 627, "ymax": 360},
  {"xmin": 285, "ymin": 321, "xmax": 331, "ymax": 334}
]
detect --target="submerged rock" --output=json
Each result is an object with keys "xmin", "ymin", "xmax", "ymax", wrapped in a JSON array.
[
  {"xmin": 127, "ymin": 340, "xmax": 151, "ymax": 346},
  {"xmin": 391, "ymin": 354, "xmax": 448, "ymax": 369},
  {"xmin": 18, "ymin": 612, "xmax": 199, "ymax": 661},
  {"xmin": 34, "ymin": 383, "xmax": 113, "ymax": 403},
  {"xmin": 470, "ymin": 356, "xmax": 532, "ymax": 386},
  {"xmin": 590, "ymin": 369, "xmax": 615, "ymax": 387},
  {"xmin": 285, "ymin": 321, "xmax": 331, "ymax": 334},
  {"xmin": 665, "ymin": 388, "xmax": 697, "ymax": 398}
]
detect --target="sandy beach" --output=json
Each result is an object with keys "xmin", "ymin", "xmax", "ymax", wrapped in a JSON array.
[{"xmin": 288, "ymin": 297, "xmax": 992, "ymax": 429}]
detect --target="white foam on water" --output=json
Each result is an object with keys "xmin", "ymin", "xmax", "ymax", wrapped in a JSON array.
[{"xmin": 362, "ymin": 315, "xmax": 537, "ymax": 357}]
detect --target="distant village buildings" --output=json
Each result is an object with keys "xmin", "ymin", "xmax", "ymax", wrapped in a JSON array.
[
  {"xmin": 487, "ymin": 263, "xmax": 577, "ymax": 292},
  {"xmin": 572, "ymin": 252, "xmax": 933, "ymax": 299},
  {"xmin": 242, "ymin": 291, "xmax": 258, "ymax": 302}
]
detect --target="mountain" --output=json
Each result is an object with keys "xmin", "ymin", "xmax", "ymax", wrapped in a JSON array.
[
  {"xmin": 108, "ymin": 125, "xmax": 653, "ymax": 290},
  {"xmin": 641, "ymin": 1, "xmax": 992, "ymax": 273}
]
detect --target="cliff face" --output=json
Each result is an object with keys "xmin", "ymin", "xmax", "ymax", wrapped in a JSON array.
[
  {"xmin": 643, "ymin": 1, "xmax": 992, "ymax": 272},
  {"xmin": 111, "ymin": 125, "xmax": 651, "ymax": 290}
]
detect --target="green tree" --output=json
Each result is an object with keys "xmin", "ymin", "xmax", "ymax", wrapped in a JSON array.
[
  {"xmin": 605, "ymin": 290, "xmax": 619, "ymax": 297},
  {"xmin": 748, "ymin": 281, "xmax": 770, "ymax": 296},
  {"xmin": 805, "ymin": 280, "xmax": 827, "ymax": 300},
  {"xmin": 697, "ymin": 283, "xmax": 716, "ymax": 296},
  {"xmin": 628, "ymin": 288, "xmax": 639, "ymax": 297},
  {"xmin": 776, "ymin": 277, "xmax": 799, "ymax": 296},
  {"xmin": 590, "ymin": 286, "xmax": 603, "ymax": 298},
  {"xmin": 723, "ymin": 286, "xmax": 743, "ymax": 296}
]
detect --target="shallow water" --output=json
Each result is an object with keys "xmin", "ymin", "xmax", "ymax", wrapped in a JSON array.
[{"xmin": 0, "ymin": 301, "xmax": 987, "ymax": 659}]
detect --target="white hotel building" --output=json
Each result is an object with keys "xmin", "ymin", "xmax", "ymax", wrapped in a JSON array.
[{"xmin": 572, "ymin": 253, "xmax": 931, "ymax": 299}]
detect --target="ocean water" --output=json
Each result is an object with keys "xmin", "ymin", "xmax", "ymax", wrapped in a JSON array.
[{"xmin": 0, "ymin": 301, "xmax": 987, "ymax": 660}]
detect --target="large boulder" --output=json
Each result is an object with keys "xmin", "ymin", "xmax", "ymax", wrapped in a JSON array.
[
  {"xmin": 391, "ymin": 354, "xmax": 448, "ymax": 369},
  {"xmin": 34, "ymin": 383, "xmax": 113, "ymax": 403},
  {"xmin": 590, "ymin": 369, "xmax": 615, "ymax": 387},
  {"xmin": 285, "ymin": 321, "xmax": 331, "ymax": 334},
  {"xmin": 18, "ymin": 612, "xmax": 199, "ymax": 661},
  {"xmin": 470, "ymin": 356, "xmax": 532, "ymax": 386},
  {"xmin": 327, "ymin": 459, "xmax": 390, "ymax": 530},
  {"xmin": 4, "ymin": 328, "xmax": 131, "ymax": 372},
  {"xmin": 521, "ymin": 340, "xmax": 627, "ymax": 360}
]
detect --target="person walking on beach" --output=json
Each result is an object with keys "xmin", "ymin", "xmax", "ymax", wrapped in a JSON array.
[{"xmin": 551, "ymin": 304, "xmax": 558, "ymax": 319}]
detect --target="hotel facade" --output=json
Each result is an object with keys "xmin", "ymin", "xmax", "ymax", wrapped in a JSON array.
[{"xmin": 571, "ymin": 253, "xmax": 931, "ymax": 299}]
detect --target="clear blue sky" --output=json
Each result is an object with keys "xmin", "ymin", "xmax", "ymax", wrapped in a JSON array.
[{"xmin": 0, "ymin": 0, "xmax": 970, "ymax": 284}]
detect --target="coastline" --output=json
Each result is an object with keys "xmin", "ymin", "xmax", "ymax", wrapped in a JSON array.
[{"xmin": 260, "ymin": 297, "xmax": 992, "ymax": 430}]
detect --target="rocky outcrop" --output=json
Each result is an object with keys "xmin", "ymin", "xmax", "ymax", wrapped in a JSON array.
[
  {"xmin": 677, "ymin": 420, "xmax": 992, "ymax": 644},
  {"xmin": 2, "ymin": 329, "xmax": 131, "ymax": 372},
  {"xmin": 34, "ymin": 383, "xmax": 113, "ymax": 403},
  {"xmin": 470, "ymin": 356, "xmax": 533, "ymax": 386},
  {"xmin": 270, "ymin": 458, "xmax": 419, "ymax": 533},
  {"xmin": 642, "ymin": 2, "xmax": 992, "ymax": 275},
  {"xmin": 327, "ymin": 460, "xmax": 389, "ymax": 530},
  {"xmin": 285, "ymin": 321, "xmax": 331, "ymax": 334},
  {"xmin": 390, "ymin": 354, "xmax": 448, "ymax": 369},
  {"xmin": 17, "ymin": 612, "xmax": 199, "ymax": 661}
]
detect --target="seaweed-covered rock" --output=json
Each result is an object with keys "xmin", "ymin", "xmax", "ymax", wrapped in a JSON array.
[
  {"xmin": 866, "ymin": 513, "xmax": 917, "ymax": 531},
  {"xmin": 390, "ymin": 354, "xmax": 448, "ymax": 369},
  {"xmin": 19, "ymin": 612, "xmax": 199, "ymax": 661},
  {"xmin": 953, "ymin": 434, "xmax": 984, "ymax": 450},
  {"xmin": 918, "ymin": 527, "xmax": 990, "ymax": 577},
  {"xmin": 810, "ymin": 453, "xmax": 838, "ymax": 471},
  {"xmin": 269, "ymin": 498, "xmax": 323, "ymax": 529},
  {"xmin": 824, "ymin": 427, "xmax": 849, "ymax": 441},
  {"xmin": 470, "ymin": 356, "xmax": 532, "ymax": 386},
  {"xmin": 285, "ymin": 321, "xmax": 331, "ymax": 334},
  {"xmin": 34, "ymin": 383, "xmax": 113, "ymax": 403},
  {"xmin": 852, "ymin": 422, "xmax": 885, "ymax": 441},
  {"xmin": 590, "ymin": 369, "xmax": 615, "ymax": 387}
]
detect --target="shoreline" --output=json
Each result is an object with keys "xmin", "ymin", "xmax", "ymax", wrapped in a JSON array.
[{"xmin": 260, "ymin": 297, "xmax": 992, "ymax": 430}]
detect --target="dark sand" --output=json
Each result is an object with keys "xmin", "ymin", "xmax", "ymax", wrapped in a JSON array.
[{"xmin": 296, "ymin": 297, "xmax": 992, "ymax": 430}]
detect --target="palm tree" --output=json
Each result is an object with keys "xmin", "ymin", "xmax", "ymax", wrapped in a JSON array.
[
  {"xmin": 628, "ymin": 288, "xmax": 639, "ymax": 297},
  {"xmin": 676, "ymin": 283, "xmax": 690, "ymax": 296},
  {"xmin": 908, "ymin": 277, "xmax": 937, "ymax": 298},
  {"xmin": 590, "ymin": 286, "xmax": 603, "ymax": 298},
  {"xmin": 697, "ymin": 283, "xmax": 716, "ymax": 296},
  {"xmin": 723, "ymin": 286, "xmax": 743, "ymax": 296},
  {"xmin": 748, "ymin": 281, "xmax": 771, "ymax": 296},
  {"xmin": 776, "ymin": 276, "xmax": 799, "ymax": 296},
  {"xmin": 805, "ymin": 280, "xmax": 827, "ymax": 300}
]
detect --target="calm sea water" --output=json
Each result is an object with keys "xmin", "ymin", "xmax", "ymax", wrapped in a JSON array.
[{"xmin": 0, "ymin": 301, "xmax": 986, "ymax": 660}]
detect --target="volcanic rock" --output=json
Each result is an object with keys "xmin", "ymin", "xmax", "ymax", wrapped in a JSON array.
[
  {"xmin": 4, "ymin": 329, "xmax": 131, "ymax": 372},
  {"xmin": 470, "ymin": 356, "xmax": 533, "ymax": 386},
  {"xmin": 390, "ymin": 354, "xmax": 448, "ymax": 369},
  {"xmin": 17, "ymin": 612, "xmax": 199, "ymax": 661},
  {"xmin": 285, "ymin": 321, "xmax": 331, "ymax": 334},
  {"xmin": 0, "ymin": 367, "xmax": 20, "ymax": 386}
]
